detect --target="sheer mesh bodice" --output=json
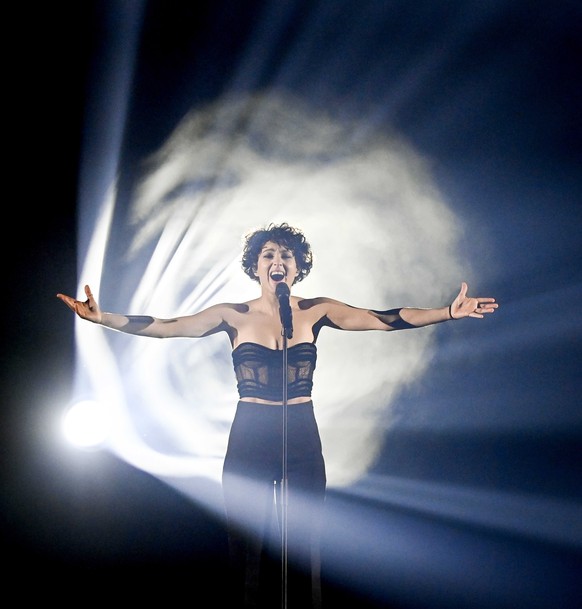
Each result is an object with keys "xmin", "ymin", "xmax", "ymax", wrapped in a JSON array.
[{"xmin": 232, "ymin": 342, "xmax": 317, "ymax": 401}]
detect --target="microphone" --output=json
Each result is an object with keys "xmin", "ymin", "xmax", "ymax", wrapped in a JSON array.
[{"xmin": 276, "ymin": 282, "xmax": 293, "ymax": 339}]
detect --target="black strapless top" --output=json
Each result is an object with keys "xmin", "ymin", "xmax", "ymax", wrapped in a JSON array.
[{"xmin": 232, "ymin": 342, "xmax": 317, "ymax": 401}]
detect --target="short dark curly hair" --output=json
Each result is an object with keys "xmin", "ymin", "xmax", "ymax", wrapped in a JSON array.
[{"xmin": 241, "ymin": 222, "xmax": 313, "ymax": 284}]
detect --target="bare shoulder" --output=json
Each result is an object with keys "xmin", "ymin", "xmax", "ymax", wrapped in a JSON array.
[
  {"xmin": 212, "ymin": 301, "xmax": 251, "ymax": 317},
  {"xmin": 297, "ymin": 296, "xmax": 348, "ymax": 311}
]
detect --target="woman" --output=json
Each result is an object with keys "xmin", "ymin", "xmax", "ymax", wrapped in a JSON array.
[{"xmin": 57, "ymin": 222, "xmax": 498, "ymax": 608}]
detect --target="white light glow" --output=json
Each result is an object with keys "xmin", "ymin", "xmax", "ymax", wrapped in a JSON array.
[{"xmin": 62, "ymin": 400, "xmax": 112, "ymax": 449}]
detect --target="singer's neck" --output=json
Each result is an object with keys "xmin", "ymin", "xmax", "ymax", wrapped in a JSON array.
[
  {"xmin": 258, "ymin": 289, "xmax": 289, "ymax": 312},
  {"xmin": 263, "ymin": 285, "xmax": 291, "ymax": 298}
]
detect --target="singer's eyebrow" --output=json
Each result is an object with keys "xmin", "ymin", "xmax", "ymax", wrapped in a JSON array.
[{"xmin": 260, "ymin": 245, "xmax": 293, "ymax": 254}]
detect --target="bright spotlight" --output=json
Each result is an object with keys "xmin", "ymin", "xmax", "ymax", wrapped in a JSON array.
[{"xmin": 62, "ymin": 399, "xmax": 111, "ymax": 449}]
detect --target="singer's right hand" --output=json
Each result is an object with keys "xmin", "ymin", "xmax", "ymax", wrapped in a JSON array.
[{"xmin": 56, "ymin": 284, "xmax": 103, "ymax": 324}]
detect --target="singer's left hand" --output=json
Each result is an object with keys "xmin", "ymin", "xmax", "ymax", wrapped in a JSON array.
[{"xmin": 449, "ymin": 281, "xmax": 498, "ymax": 319}]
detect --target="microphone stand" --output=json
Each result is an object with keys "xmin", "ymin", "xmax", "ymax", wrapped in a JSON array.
[
  {"xmin": 280, "ymin": 306, "xmax": 292, "ymax": 609},
  {"xmin": 281, "ymin": 325, "xmax": 289, "ymax": 609}
]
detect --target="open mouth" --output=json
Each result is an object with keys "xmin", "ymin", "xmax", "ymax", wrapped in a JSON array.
[{"xmin": 270, "ymin": 271, "xmax": 285, "ymax": 282}]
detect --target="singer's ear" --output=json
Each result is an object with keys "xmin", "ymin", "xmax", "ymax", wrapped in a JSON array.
[{"xmin": 252, "ymin": 266, "xmax": 258, "ymax": 277}]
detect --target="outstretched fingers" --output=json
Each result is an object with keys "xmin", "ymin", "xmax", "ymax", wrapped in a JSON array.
[
  {"xmin": 477, "ymin": 299, "xmax": 498, "ymax": 311},
  {"xmin": 56, "ymin": 285, "xmax": 99, "ymax": 320},
  {"xmin": 56, "ymin": 292, "xmax": 77, "ymax": 313},
  {"xmin": 471, "ymin": 298, "xmax": 498, "ymax": 318}
]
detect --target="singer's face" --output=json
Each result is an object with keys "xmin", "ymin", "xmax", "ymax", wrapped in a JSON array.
[{"xmin": 255, "ymin": 241, "xmax": 299, "ymax": 290}]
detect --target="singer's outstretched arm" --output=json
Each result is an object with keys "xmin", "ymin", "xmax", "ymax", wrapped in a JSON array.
[
  {"xmin": 299, "ymin": 282, "xmax": 497, "ymax": 332},
  {"xmin": 57, "ymin": 284, "xmax": 243, "ymax": 340}
]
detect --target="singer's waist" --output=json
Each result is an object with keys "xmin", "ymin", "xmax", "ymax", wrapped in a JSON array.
[
  {"xmin": 237, "ymin": 396, "xmax": 313, "ymax": 405},
  {"xmin": 236, "ymin": 381, "xmax": 313, "ymax": 401}
]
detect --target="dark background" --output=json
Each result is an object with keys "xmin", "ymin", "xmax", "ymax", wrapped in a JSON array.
[{"xmin": 4, "ymin": 1, "xmax": 581, "ymax": 607}]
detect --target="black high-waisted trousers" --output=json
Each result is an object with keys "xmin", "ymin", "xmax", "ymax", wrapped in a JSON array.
[{"xmin": 222, "ymin": 400, "xmax": 327, "ymax": 609}]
